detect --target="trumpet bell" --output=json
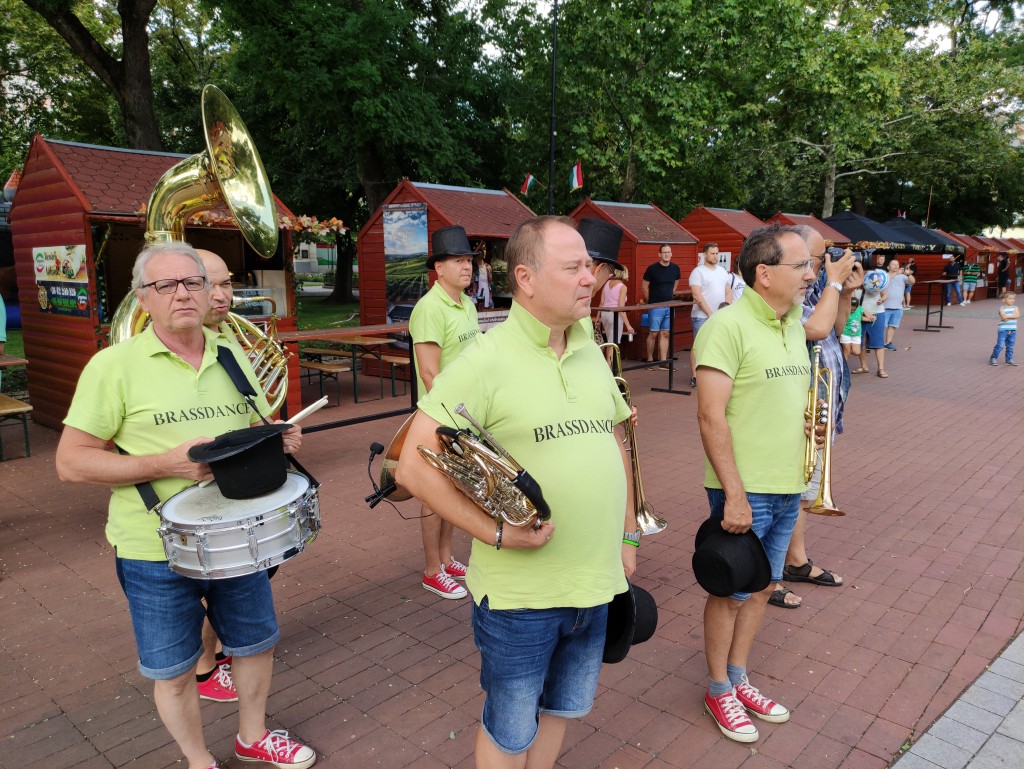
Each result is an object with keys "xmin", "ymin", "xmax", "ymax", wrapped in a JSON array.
[{"xmin": 636, "ymin": 504, "xmax": 668, "ymax": 535}]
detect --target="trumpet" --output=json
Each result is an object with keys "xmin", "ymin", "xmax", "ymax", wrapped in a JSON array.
[
  {"xmin": 804, "ymin": 343, "xmax": 844, "ymax": 516},
  {"xmin": 601, "ymin": 343, "xmax": 667, "ymax": 535}
]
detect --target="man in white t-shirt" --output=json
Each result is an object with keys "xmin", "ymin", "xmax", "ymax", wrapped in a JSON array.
[{"xmin": 688, "ymin": 242, "xmax": 733, "ymax": 387}]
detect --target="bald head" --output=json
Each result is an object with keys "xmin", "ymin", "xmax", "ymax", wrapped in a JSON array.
[{"xmin": 197, "ymin": 249, "xmax": 233, "ymax": 327}]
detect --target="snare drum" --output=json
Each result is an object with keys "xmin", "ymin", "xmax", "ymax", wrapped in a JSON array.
[{"xmin": 158, "ymin": 471, "xmax": 320, "ymax": 579}]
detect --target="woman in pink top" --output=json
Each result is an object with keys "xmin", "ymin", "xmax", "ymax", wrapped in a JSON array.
[{"xmin": 600, "ymin": 269, "xmax": 635, "ymax": 366}]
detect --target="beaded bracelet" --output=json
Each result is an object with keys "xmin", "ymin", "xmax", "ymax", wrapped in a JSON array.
[{"xmin": 495, "ymin": 519, "xmax": 504, "ymax": 550}]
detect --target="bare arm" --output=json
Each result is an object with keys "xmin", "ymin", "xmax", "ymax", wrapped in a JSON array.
[
  {"xmin": 690, "ymin": 283, "xmax": 712, "ymax": 317},
  {"xmin": 55, "ymin": 425, "xmax": 213, "ymax": 485},
  {"xmin": 804, "ymin": 253, "xmax": 857, "ymax": 341},
  {"xmin": 619, "ymin": 425, "xmax": 637, "ymax": 578},
  {"xmin": 671, "ymin": 279, "xmax": 681, "ymax": 298},
  {"xmin": 618, "ymin": 285, "xmax": 635, "ymax": 332},
  {"xmin": 641, "ymin": 279, "xmax": 650, "ymax": 303},
  {"xmin": 395, "ymin": 411, "xmax": 552, "ymax": 549},
  {"xmin": 413, "ymin": 342, "xmax": 442, "ymax": 393},
  {"xmin": 695, "ymin": 366, "xmax": 751, "ymax": 533}
]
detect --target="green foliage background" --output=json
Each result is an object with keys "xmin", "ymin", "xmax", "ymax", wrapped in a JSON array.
[{"xmin": 3, "ymin": 0, "xmax": 1024, "ymax": 235}]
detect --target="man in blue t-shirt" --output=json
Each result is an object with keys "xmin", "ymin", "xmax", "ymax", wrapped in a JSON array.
[{"xmin": 642, "ymin": 244, "xmax": 681, "ymax": 369}]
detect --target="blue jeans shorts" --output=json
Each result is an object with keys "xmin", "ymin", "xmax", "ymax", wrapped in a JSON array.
[
  {"xmin": 648, "ymin": 307, "xmax": 671, "ymax": 332},
  {"xmin": 705, "ymin": 487, "xmax": 801, "ymax": 600},
  {"xmin": 862, "ymin": 316, "xmax": 885, "ymax": 350},
  {"xmin": 472, "ymin": 597, "xmax": 608, "ymax": 754},
  {"xmin": 115, "ymin": 557, "xmax": 279, "ymax": 680},
  {"xmin": 691, "ymin": 315, "xmax": 708, "ymax": 341},
  {"xmin": 885, "ymin": 308, "xmax": 903, "ymax": 328}
]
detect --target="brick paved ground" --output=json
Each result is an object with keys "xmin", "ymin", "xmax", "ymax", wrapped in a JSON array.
[{"xmin": 2, "ymin": 298, "xmax": 1022, "ymax": 769}]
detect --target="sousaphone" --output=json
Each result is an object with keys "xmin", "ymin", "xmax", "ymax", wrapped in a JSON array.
[{"xmin": 109, "ymin": 85, "xmax": 288, "ymax": 412}]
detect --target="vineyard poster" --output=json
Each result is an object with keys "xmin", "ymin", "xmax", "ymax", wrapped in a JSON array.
[{"xmin": 383, "ymin": 203, "xmax": 429, "ymax": 304}]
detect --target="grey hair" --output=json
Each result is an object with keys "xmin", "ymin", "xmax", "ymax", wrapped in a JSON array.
[
  {"xmin": 737, "ymin": 224, "xmax": 804, "ymax": 286},
  {"xmin": 131, "ymin": 242, "xmax": 207, "ymax": 290}
]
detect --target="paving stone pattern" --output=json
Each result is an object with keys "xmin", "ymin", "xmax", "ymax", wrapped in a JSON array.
[{"xmin": 1, "ymin": 300, "xmax": 1022, "ymax": 769}]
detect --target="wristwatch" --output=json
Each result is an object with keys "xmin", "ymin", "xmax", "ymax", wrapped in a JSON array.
[
  {"xmin": 826, "ymin": 281, "xmax": 844, "ymax": 294},
  {"xmin": 623, "ymin": 530, "xmax": 641, "ymax": 547}
]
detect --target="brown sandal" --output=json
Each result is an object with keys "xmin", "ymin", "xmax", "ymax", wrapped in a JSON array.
[
  {"xmin": 877, "ymin": 370, "xmax": 888, "ymax": 378},
  {"xmin": 852, "ymin": 367, "xmax": 869, "ymax": 374}
]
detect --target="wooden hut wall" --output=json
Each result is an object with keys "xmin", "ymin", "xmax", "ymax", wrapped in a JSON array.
[
  {"xmin": 10, "ymin": 142, "xmax": 98, "ymax": 429},
  {"xmin": 677, "ymin": 208, "xmax": 758, "ymax": 264}
]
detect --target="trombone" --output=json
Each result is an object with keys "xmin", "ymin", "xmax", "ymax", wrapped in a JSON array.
[
  {"xmin": 804, "ymin": 343, "xmax": 844, "ymax": 516},
  {"xmin": 600, "ymin": 342, "xmax": 667, "ymax": 535}
]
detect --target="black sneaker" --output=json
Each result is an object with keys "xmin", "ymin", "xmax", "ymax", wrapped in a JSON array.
[{"xmin": 689, "ymin": 377, "xmax": 697, "ymax": 388}]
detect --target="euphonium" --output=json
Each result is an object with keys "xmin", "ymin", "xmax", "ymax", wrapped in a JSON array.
[
  {"xmin": 107, "ymin": 85, "xmax": 289, "ymax": 413},
  {"xmin": 804, "ymin": 343, "xmax": 844, "ymax": 516},
  {"xmin": 416, "ymin": 404, "xmax": 551, "ymax": 528},
  {"xmin": 601, "ymin": 342, "xmax": 667, "ymax": 535}
]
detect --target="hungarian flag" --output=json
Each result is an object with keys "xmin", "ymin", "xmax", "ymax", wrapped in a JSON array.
[
  {"xmin": 569, "ymin": 162, "xmax": 583, "ymax": 192},
  {"xmin": 520, "ymin": 173, "xmax": 536, "ymax": 195}
]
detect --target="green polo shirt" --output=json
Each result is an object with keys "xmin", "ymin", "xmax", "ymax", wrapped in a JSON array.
[
  {"xmin": 419, "ymin": 302, "xmax": 632, "ymax": 610},
  {"xmin": 64, "ymin": 325, "xmax": 269, "ymax": 561},
  {"xmin": 408, "ymin": 280, "xmax": 479, "ymax": 397},
  {"xmin": 694, "ymin": 288, "xmax": 809, "ymax": 494}
]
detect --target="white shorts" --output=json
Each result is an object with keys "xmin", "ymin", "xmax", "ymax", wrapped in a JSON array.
[{"xmin": 839, "ymin": 334, "xmax": 860, "ymax": 345}]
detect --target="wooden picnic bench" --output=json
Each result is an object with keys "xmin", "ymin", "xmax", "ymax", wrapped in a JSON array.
[{"xmin": 0, "ymin": 393, "xmax": 33, "ymax": 461}]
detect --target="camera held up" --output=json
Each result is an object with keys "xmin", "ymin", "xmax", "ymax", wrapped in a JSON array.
[{"xmin": 826, "ymin": 246, "xmax": 874, "ymax": 271}]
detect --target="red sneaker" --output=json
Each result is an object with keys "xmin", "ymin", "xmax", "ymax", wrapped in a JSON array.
[
  {"xmin": 235, "ymin": 730, "xmax": 316, "ymax": 769},
  {"xmin": 735, "ymin": 676, "xmax": 790, "ymax": 723},
  {"xmin": 444, "ymin": 557, "xmax": 468, "ymax": 581},
  {"xmin": 705, "ymin": 690, "xmax": 758, "ymax": 742},
  {"xmin": 422, "ymin": 569, "xmax": 467, "ymax": 599},
  {"xmin": 197, "ymin": 664, "xmax": 238, "ymax": 703}
]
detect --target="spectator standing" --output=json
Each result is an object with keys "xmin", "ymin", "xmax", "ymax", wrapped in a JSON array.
[
  {"xmin": 409, "ymin": 226, "xmax": 481, "ymax": 599},
  {"xmin": 963, "ymin": 260, "xmax": 981, "ymax": 304},
  {"xmin": 903, "ymin": 257, "xmax": 917, "ymax": 308},
  {"xmin": 997, "ymin": 254, "xmax": 1011, "ymax": 292},
  {"xmin": 943, "ymin": 257, "xmax": 964, "ymax": 305},
  {"xmin": 475, "ymin": 253, "xmax": 494, "ymax": 308},
  {"xmin": 600, "ymin": 269, "xmax": 636, "ymax": 366},
  {"xmin": 990, "ymin": 291, "xmax": 1019, "ymax": 366},
  {"xmin": 694, "ymin": 225, "xmax": 817, "ymax": 741},
  {"xmin": 861, "ymin": 276, "xmax": 888, "ymax": 377},
  {"xmin": 642, "ymin": 244, "xmax": 681, "ymax": 369},
  {"xmin": 843, "ymin": 298, "xmax": 866, "ymax": 373},
  {"xmin": 883, "ymin": 259, "xmax": 913, "ymax": 351},
  {"xmin": 687, "ymin": 242, "xmax": 733, "ymax": 387}
]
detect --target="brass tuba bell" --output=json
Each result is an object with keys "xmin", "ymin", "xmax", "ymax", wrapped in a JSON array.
[{"xmin": 108, "ymin": 85, "xmax": 288, "ymax": 413}]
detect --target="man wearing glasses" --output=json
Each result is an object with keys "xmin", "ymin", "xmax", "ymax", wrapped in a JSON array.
[
  {"xmin": 693, "ymin": 224, "xmax": 823, "ymax": 743},
  {"xmin": 56, "ymin": 243, "xmax": 316, "ymax": 769}
]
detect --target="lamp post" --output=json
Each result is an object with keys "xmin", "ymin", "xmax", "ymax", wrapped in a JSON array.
[{"xmin": 547, "ymin": 0, "xmax": 558, "ymax": 215}]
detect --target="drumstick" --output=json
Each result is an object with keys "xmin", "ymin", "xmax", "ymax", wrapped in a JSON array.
[{"xmin": 197, "ymin": 397, "xmax": 329, "ymax": 488}]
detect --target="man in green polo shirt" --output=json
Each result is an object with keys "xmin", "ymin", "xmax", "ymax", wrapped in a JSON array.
[
  {"xmin": 408, "ymin": 225, "xmax": 480, "ymax": 599},
  {"xmin": 56, "ymin": 243, "xmax": 315, "ymax": 769},
  {"xmin": 694, "ymin": 224, "xmax": 817, "ymax": 744},
  {"xmin": 397, "ymin": 216, "xmax": 635, "ymax": 769}
]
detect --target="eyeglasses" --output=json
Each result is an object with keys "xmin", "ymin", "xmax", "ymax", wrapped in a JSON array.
[
  {"xmin": 141, "ymin": 276, "xmax": 208, "ymax": 294},
  {"xmin": 768, "ymin": 259, "xmax": 816, "ymax": 273}
]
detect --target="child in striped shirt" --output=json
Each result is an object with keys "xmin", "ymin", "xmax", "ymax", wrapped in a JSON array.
[{"xmin": 990, "ymin": 291, "xmax": 1019, "ymax": 366}]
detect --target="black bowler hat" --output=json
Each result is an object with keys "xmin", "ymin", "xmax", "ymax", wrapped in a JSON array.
[
  {"xmin": 188, "ymin": 423, "xmax": 290, "ymax": 499},
  {"xmin": 577, "ymin": 217, "xmax": 625, "ymax": 273},
  {"xmin": 603, "ymin": 582, "xmax": 659, "ymax": 664},
  {"xmin": 427, "ymin": 225, "xmax": 478, "ymax": 269},
  {"xmin": 692, "ymin": 517, "xmax": 772, "ymax": 597}
]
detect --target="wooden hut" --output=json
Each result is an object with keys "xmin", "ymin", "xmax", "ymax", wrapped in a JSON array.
[
  {"xmin": 357, "ymin": 181, "xmax": 535, "ymax": 329},
  {"xmin": 568, "ymin": 198, "xmax": 698, "ymax": 356},
  {"xmin": 765, "ymin": 212, "xmax": 850, "ymax": 246},
  {"xmin": 677, "ymin": 207, "xmax": 765, "ymax": 270},
  {"xmin": 9, "ymin": 136, "xmax": 298, "ymax": 428}
]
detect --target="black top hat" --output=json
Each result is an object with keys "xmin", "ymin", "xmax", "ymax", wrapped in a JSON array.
[
  {"xmin": 427, "ymin": 225, "xmax": 478, "ymax": 269},
  {"xmin": 188, "ymin": 423, "xmax": 290, "ymax": 499},
  {"xmin": 603, "ymin": 582, "xmax": 658, "ymax": 663},
  {"xmin": 577, "ymin": 217, "xmax": 626, "ymax": 273},
  {"xmin": 692, "ymin": 517, "xmax": 772, "ymax": 597}
]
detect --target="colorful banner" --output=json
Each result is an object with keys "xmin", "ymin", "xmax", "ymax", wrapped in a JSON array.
[
  {"xmin": 32, "ymin": 244, "xmax": 91, "ymax": 317},
  {"xmin": 383, "ymin": 203, "xmax": 429, "ymax": 304}
]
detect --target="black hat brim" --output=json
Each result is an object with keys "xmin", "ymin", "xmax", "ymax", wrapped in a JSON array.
[
  {"xmin": 590, "ymin": 253, "xmax": 626, "ymax": 273},
  {"xmin": 188, "ymin": 423, "xmax": 290, "ymax": 464},
  {"xmin": 693, "ymin": 517, "xmax": 772, "ymax": 597},
  {"xmin": 603, "ymin": 582, "xmax": 658, "ymax": 664}
]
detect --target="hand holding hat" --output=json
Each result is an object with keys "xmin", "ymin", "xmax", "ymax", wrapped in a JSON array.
[{"xmin": 692, "ymin": 517, "xmax": 772, "ymax": 597}]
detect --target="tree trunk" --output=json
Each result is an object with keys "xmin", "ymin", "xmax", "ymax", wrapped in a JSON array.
[
  {"xmin": 620, "ymin": 154, "xmax": 637, "ymax": 202},
  {"xmin": 22, "ymin": 0, "xmax": 163, "ymax": 150},
  {"xmin": 327, "ymin": 232, "xmax": 356, "ymax": 304},
  {"xmin": 820, "ymin": 153, "xmax": 837, "ymax": 219}
]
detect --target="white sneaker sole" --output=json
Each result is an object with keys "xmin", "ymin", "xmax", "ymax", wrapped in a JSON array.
[
  {"xmin": 422, "ymin": 582, "xmax": 467, "ymax": 599},
  {"xmin": 743, "ymin": 705, "xmax": 790, "ymax": 723},
  {"xmin": 705, "ymin": 704, "xmax": 759, "ymax": 742}
]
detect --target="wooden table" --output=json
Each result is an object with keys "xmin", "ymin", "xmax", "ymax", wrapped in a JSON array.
[
  {"xmin": 278, "ymin": 325, "xmax": 417, "ymax": 431},
  {"xmin": 914, "ymin": 280, "xmax": 956, "ymax": 333},
  {"xmin": 0, "ymin": 355, "xmax": 29, "ymax": 370},
  {"xmin": 606, "ymin": 300, "xmax": 692, "ymax": 395}
]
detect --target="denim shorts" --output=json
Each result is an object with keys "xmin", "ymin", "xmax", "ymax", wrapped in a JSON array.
[
  {"xmin": 691, "ymin": 314, "xmax": 708, "ymax": 340},
  {"xmin": 885, "ymin": 308, "xmax": 903, "ymax": 328},
  {"xmin": 472, "ymin": 597, "xmax": 608, "ymax": 754},
  {"xmin": 705, "ymin": 487, "xmax": 801, "ymax": 600},
  {"xmin": 648, "ymin": 307, "xmax": 671, "ymax": 332},
  {"xmin": 115, "ymin": 557, "xmax": 279, "ymax": 680},
  {"xmin": 862, "ymin": 317, "xmax": 885, "ymax": 350}
]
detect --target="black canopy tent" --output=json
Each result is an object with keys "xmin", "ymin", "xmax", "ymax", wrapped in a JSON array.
[
  {"xmin": 822, "ymin": 211, "xmax": 914, "ymax": 250},
  {"xmin": 884, "ymin": 218, "xmax": 966, "ymax": 256}
]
